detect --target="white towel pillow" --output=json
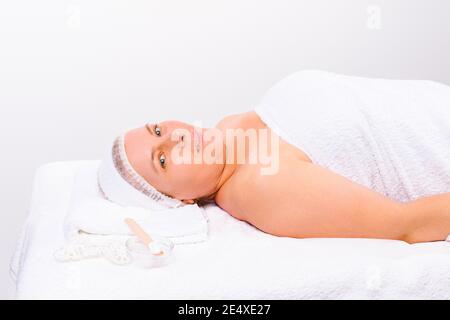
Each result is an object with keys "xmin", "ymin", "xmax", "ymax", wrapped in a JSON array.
[{"xmin": 64, "ymin": 162, "xmax": 208, "ymax": 244}]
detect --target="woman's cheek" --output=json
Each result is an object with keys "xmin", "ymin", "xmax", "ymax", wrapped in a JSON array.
[{"xmin": 171, "ymin": 163, "xmax": 195, "ymax": 180}]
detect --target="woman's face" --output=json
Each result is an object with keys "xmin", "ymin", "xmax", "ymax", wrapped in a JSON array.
[{"xmin": 124, "ymin": 120, "xmax": 225, "ymax": 202}]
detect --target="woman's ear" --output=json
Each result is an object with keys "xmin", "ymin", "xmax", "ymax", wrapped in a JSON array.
[{"xmin": 182, "ymin": 199, "xmax": 195, "ymax": 205}]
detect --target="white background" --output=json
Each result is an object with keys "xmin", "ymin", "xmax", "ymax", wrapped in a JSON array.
[{"xmin": 1, "ymin": 0, "xmax": 449, "ymax": 299}]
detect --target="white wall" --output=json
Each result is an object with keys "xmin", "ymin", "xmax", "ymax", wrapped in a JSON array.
[{"xmin": 1, "ymin": 0, "xmax": 449, "ymax": 299}]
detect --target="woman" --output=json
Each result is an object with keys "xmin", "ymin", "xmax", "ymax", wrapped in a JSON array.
[{"xmin": 99, "ymin": 70, "xmax": 450, "ymax": 244}]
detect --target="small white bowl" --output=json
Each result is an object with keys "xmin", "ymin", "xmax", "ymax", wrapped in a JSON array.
[{"xmin": 126, "ymin": 236, "xmax": 174, "ymax": 268}]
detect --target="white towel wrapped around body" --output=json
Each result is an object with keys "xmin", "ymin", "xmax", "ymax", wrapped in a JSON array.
[
  {"xmin": 63, "ymin": 162, "xmax": 208, "ymax": 245},
  {"xmin": 255, "ymin": 70, "xmax": 450, "ymax": 203}
]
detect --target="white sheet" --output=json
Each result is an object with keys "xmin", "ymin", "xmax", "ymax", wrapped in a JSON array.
[{"xmin": 11, "ymin": 161, "xmax": 450, "ymax": 299}]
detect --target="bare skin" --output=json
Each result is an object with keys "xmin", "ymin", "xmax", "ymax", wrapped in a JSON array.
[{"xmin": 125, "ymin": 111, "xmax": 450, "ymax": 244}]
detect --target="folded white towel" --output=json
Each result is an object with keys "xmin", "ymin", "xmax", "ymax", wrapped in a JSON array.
[{"xmin": 63, "ymin": 162, "xmax": 208, "ymax": 244}]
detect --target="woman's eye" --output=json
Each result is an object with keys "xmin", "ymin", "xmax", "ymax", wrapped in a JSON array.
[
  {"xmin": 159, "ymin": 153, "xmax": 166, "ymax": 168},
  {"xmin": 154, "ymin": 125, "xmax": 162, "ymax": 137}
]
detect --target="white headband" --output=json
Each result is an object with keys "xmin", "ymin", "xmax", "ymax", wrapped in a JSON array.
[{"xmin": 97, "ymin": 134, "xmax": 184, "ymax": 210}]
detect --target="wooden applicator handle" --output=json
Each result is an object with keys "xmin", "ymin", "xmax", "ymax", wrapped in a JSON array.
[
  {"xmin": 124, "ymin": 218, "xmax": 164, "ymax": 256},
  {"xmin": 124, "ymin": 218, "xmax": 153, "ymax": 246}
]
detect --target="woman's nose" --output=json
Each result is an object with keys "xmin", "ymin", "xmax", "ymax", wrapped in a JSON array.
[{"xmin": 161, "ymin": 130, "xmax": 185, "ymax": 149}]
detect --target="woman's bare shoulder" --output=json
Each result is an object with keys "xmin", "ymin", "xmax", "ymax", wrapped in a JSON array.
[{"xmin": 214, "ymin": 164, "xmax": 265, "ymax": 221}]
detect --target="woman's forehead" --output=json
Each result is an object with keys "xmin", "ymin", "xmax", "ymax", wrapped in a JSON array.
[{"xmin": 124, "ymin": 128, "xmax": 156, "ymax": 178}]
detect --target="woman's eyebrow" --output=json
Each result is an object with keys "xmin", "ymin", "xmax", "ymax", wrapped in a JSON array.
[
  {"xmin": 145, "ymin": 123, "xmax": 154, "ymax": 136},
  {"xmin": 149, "ymin": 150, "xmax": 157, "ymax": 174},
  {"xmin": 145, "ymin": 123, "xmax": 159, "ymax": 174}
]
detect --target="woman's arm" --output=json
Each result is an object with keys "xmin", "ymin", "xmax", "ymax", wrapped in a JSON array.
[
  {"xmin": 236, "ymin": 160, "xmax": 449, "ymax": 244},
  {"xmin": 403, "ymin": 194, "xmax": 450, "ymax": 243}
]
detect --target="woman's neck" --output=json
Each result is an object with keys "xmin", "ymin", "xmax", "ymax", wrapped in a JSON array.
[
  {"xmin": 211, "ymin": 135, "xmax": 239, "ymax": 195},
  {"xmin": 209, "ymin": 110, "xmax": 266, "ymax": 198}
]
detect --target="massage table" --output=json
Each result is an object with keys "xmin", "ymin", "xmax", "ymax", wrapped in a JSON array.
[{"xmin": 10, "ymin": 161, "xmax": 450, "ymax": 299}]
